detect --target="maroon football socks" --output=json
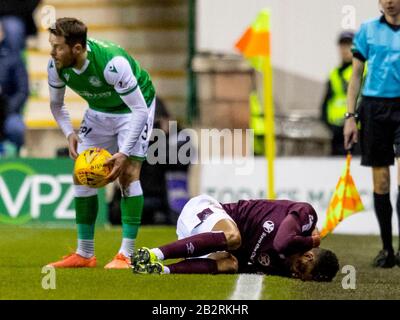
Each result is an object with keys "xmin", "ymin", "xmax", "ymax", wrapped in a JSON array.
[
  {"xmin": 167, "ymin": 258, "xmax": 218, "ymax": 274},
  {"xmin": 159, "ymin": 231, "xmax": 227, "ymax": 259}
]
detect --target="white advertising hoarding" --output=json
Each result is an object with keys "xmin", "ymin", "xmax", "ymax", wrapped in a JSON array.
[{"xmin": 200, "ymin": 157, "xmax": 399, "ymax": 235}]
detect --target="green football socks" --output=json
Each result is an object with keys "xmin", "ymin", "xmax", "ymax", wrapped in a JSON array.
[
  {"xmin": 119, "ymin": 194, "xmax": 144, "ymax": 257},
  {"xmin": 75, "ymin": 195, "xmax": 98, "ymax": 258}
]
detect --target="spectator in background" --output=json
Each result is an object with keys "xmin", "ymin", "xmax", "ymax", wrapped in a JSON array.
[
  {"xmin": 321, "ymin": 30, "xmax": 360, "ymax": 156},
  {"xmin": 0, "ymin": 0, "xmax": 41, "ymax": 52},
  {"xmin": 0, "ymin": 93, "xmax": 6, "ymax": 155},
  {"xmin": 0, "ymin": 21, "xmax": 29, "ymax": 156},
  {"xmin": 139, "ymin": 97, "xmax": 173, "ymax": 224}
]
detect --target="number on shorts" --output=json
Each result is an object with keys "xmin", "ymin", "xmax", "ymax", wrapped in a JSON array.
[{"xmin": 141, "ymin": 123, "xmax": 149, "ymax": 140}]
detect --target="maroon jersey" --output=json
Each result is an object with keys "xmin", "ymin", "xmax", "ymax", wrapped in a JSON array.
[{"xmin": 221, "ymin": 200, "xmax": 317, "ymax": 275}]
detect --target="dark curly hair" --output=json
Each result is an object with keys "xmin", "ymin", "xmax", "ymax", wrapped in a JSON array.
[
  {"xmin": 49, "ymin": 17, "xmax": 87, "ymax": 49},
  {"xmin": 311, "ymin": 248, "xmax": 340, "ymax": 282}
]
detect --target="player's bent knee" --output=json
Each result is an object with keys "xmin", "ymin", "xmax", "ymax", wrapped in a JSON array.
[
  {"xmin": 119, "ymin": 161, "xmax": 142, "ymax": 187},
  {"xmin": 224, "ymin": 230, "xmax": 241, "ymax": 250},
  {"xmin": 212, "ymin": 219, "xmax": 241, "ymax": 250},
  {"xmin": 118, "ymin": 170, "xmax": 136, "ymax": 187},
  {"xmin": 119, "ymin": 180, "xmax": 143, "ymax": 197}
]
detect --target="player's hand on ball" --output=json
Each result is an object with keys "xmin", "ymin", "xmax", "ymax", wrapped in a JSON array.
[
  {"xmin": 74, "ymin": 147, "xmax": 112, "ymax": 188},
  {"xmin": 105, "ymin": 152, "xmax": 128, "ymax": 181},
  {"xmin": 67, "ymin": 133, "xmax": 81, "ymax": 160}
]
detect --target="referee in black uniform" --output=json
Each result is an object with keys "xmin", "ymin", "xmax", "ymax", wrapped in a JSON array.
[{"xmin": 344, "ymin": 0, "xmax": 400, "ymax": 268}]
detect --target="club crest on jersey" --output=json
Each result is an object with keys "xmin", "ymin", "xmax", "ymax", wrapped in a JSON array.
[
  {"xmin": 89, "ymin": 76, "xmax": 102, "ymax": 87},
  {"xmin": 302, "ymin": 215, "xmax": 314, "ymax": 232},
  {"xmin": 263, "ymin": 220, "xmax": 274, "ymax": 233},
  {"xmin": 63, "ymin": 73, "xmax": 70, "ymax": 82},
  {"xmin": 258, "ymin": 253, "xmax": 270, "ymax": 267},
  {"xmin": 109, "ymin": 65, "xmax": 118, "ymax": 73}
]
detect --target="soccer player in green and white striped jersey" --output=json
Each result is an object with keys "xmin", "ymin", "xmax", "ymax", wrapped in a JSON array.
[{"xmin": 46, "ymin": 18, "xmax": 156, "ymax": 269}]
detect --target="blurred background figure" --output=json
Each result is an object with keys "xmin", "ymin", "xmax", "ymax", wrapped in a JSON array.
[
  {"xmin": 140, "ymin": 97, "xmax": 173, "ymax": 225},
  {"xmin": 320, "ymin": 30, "xmax": 360, "ymax": 156},
  {"xmin": 249, "ymin": 91, "xmax": 265, "ymax": 156},
  {"xmin": 109, "ymin": 97, "xmax": 193, "ymax": 226},
  {"xmin": 0, "ymin": 0, "xmax": 41, "ymax": 52},
  {"xmin": 0, "ymin": 92, "xmax": 6, "ymax": 154},
  {"xmin": 0, "ymin": 21, "xmax": 29, "ymax": 157}
]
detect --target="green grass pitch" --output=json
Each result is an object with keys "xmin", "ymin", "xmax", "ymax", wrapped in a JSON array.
[{"xmin": 0, "ymin": 225, "xmax": 399, "ymax": 300}]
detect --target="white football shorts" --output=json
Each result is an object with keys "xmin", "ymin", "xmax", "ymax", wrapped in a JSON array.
[
  {"xmin": 176, "ymin": 194, "xmax": 235, "ymax": 240},
  {"xmin": 77, "ymin": 98, "xmax": 156, "ymax": 160}
]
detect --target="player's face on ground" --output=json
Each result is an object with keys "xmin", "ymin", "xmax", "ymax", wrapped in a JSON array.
[
  {"xmin": 49, "ymin": 33, "xmax": 76, "ymax": 69},
  {"xmin": 290, "ymin": 251, "xmax": 315, "ymax": 281},
  {"xmin": 380, "ymin": 0, "xmax": 400, "ymax": 16}
]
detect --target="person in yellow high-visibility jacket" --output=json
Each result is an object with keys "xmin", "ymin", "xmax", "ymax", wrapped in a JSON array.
[
  {"xmin": 321, "ymin": 30, "xmax": 361, "ymax": 156},
  {"xmin": 249, "ymin": 91, "xmax": 265, "ymax": 155}
]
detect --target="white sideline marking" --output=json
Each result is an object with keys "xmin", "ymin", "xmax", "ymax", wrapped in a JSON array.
[{"xmin": 229, "ymin": 274, "xmax": 264, "ymax": 300}]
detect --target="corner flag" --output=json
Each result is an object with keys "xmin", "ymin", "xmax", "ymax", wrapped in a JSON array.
[
  {"xmin": 235, "ymin": 9, "xmax": 270, "ymax": 71},
  {"xmin": 235, "ymin": 9, "xmax": 276, "ymax": 199},
  {"xmin": 320, "ymin": 153, "xmax": 364, "ymax": 238}
]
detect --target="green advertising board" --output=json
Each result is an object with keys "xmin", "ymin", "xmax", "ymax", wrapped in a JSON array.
[{"xmin": 0, "ymin": 159, "xmax": 107, "ymax": 225}]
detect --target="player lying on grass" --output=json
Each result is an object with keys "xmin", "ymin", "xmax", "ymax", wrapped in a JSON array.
[{"xmin": 133, "ymin": 195, "xmax": 340, "ymax": 281}]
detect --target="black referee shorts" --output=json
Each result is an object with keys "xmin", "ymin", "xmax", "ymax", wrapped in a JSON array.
[{"xmin": 358, "ymin": 96, "xmax": 400, "ymax": 167}]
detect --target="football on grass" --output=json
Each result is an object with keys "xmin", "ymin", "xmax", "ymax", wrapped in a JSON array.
[{"xmin": 74, "ymin": 147, "xmax": 112, "ymax": 188}]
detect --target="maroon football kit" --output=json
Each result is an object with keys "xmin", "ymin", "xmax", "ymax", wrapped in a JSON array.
[{"xmin": 222, "ymin": 200, "xmax": 317, "ymax": 275}]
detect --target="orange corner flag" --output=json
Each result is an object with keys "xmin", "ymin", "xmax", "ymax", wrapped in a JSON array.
[
  {"xmin": 235, "ymin": 9, "xmax": 271, "ymax": 71},
  {"xmin": 320, "ymin": 154, "xmax": 364, "ymax": 238}
]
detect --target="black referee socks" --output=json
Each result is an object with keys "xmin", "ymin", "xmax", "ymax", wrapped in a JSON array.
[{"xmin": 373, "ymin": 192, "xmax": 394, "ymax": 253}]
